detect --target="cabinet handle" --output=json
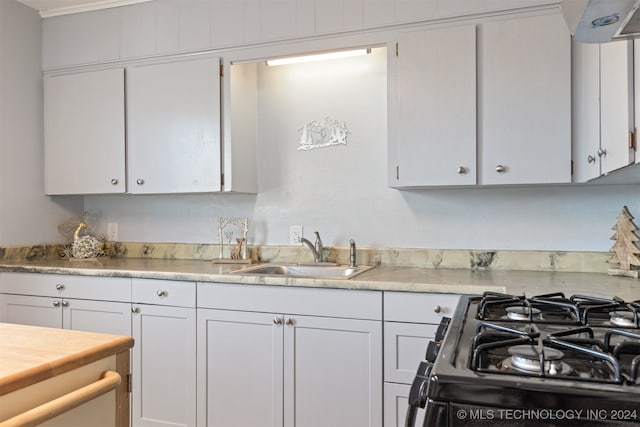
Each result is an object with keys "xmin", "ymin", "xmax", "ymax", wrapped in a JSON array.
[
  {"xmin": 495, "ymin": 165, "xmax": 506, "ymax": 173},
  {"xmin": 62, "ymin": 300, "xmax": 69, "ymax": 308},
  {"xmin": 132, "ymin": 306, "xmax": 140, "ymax": 314},
  {"xmin": 598, "ymin": 148, "xmax": 607, "ymax": 157},
  {"xmin": 457, "ymin": 166, "xmax": 466, "ymax": 175},
  {"xmin": 587, "ymin": 155, "xmax": 596, "ymax": 164},
  {"xmin": 285, "ymin": 318, "xmax": 294, "ymax": 326},
  {"xmin": 136, "ymin": 178, "xmax": 145, "ymax": 185},
  {"xmin": 433, "ymin": 305, "xmax": 442, "ymax": 314},
  {"xmin": 52, "ymin": 300, "xmax": 60, "ymax": 307},
  {"xmin": 55, "ymin": 283, "xmax": 65, "ymax": 291},
  {"xmin": 110, "ymin": 178, "xmax": 119, "ymax": 185},
  {"xmin": 273, "ymin": 317, "xmax": 282, "ymax": 325},
  {"xmin": 156, "ymin": 290, "xmax": 168, "ymax": 297}
]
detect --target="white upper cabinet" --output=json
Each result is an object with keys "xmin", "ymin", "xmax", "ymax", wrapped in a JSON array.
[
  {"xmin": 573, "ymin": 41, "xmax": 635, "ymax": 182},
  {"xmin": 44, "ymin": 68, "xmax": 126, "ymax": 195},
  {"xmin": 127, "ymin": 56, "xmax": 222, "ymax": 194},
  {"xmin": 479, "ymin": 12, "xmax": 571, "ymax": 185},
  {"xmin": 389, "ymin": 25, "xmax": 476, "ymax": 187}
]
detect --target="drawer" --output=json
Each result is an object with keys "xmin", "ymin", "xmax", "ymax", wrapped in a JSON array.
[
  {"xmin": 384, "ymin": 322, "xmax": 437, "ymax": 384},
  {"xmin": 197, "ymin": 283, "xmax": 382, "ymax": 320},
  {"xmin": 384, "ymin": 292, "xmax": 460, "ymax": 323},
  {"xmin": 132, "ymin": 278, "xmax": 196, "ymax": 307},
  {"xmin": 0, "ymin": 272, "xmax": 131, "ymax": 302}
]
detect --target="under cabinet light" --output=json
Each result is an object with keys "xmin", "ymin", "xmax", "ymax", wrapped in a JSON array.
[{"xmin": 265, "ymin": 49, "xmax": 371, "ymax": 66}]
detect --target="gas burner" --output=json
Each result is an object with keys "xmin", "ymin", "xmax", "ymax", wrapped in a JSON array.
[
  {"xmin": 609, "ymin": 311, "xmax": 637, "ymax": 328},
  {"xmin": 505, "ymin": 306, "xmax": 542, "ymax": 321},
  {"xmin": 501, "ymin": 345, "xmax": 572, "ymax": 376}
]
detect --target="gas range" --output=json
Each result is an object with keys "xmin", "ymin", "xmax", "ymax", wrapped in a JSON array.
[{"xmin": 407, "ymin": 292, "xmax": 640, "ymax": 426}]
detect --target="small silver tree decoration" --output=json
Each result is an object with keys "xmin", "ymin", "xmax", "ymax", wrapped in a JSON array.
[
  {"xmin": 607, "ymin": 206, "xmax": 640, "ymax": 278},
  {"xmin": 213, "ymin": 217, "xmax": 251, "ymax": 264}
]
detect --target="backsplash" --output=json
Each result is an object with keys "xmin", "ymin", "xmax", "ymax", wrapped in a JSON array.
[{"xmin": 0, "ymin": 242, "xmax": 611, "ymax": 274}]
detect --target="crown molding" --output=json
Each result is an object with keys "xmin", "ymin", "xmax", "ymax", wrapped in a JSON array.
[{"xmin": 38, "ymin": 0, "xmax": 152, "ymax": 18}]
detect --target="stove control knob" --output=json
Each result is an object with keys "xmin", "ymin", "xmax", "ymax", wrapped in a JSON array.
[
  {"xmin": 433, "ymin": 305, "xmax": 442, "ymax": 313},
  {"xmin": 425, "ymin": 340, "xmax": 441, "ymax": 363}
]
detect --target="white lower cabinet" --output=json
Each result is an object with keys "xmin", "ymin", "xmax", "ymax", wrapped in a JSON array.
[
  {"xmin": 131, "ymin": 279, "xmax": 197, "ymax": 427},
  {"xmin": 197, "ymin": 283, "xmax": 383, "ymax": 427},
  {"xmin": 382, "ymin": 292, "xmax": 461, "ymax": 427},
  {"xmin": 0, "ymin": 272, "xmax": 132, "ymax": 336}
]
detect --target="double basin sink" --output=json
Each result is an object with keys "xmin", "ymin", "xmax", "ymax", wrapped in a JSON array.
[{"xmin": 231, "ymin": 263, "xmax": 375, "ymax": 280}]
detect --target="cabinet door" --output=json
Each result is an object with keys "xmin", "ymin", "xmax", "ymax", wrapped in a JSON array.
[
  {"xmin": 132, "ymin": 304, "xmax": 196, "ymax": 427},
  {"xmin": 196, "ymin": 309, "xmax": 283, "ymax": 427},
  {"xmin": 63, "ymin": 299, "xmax": 131, "ymax": 336},
  {"xmin": 383, "ymin": 383, "xmax": 424, "ymax": 427},
  {"xmin": 480, "ymin": 13, "xmax": 571, "ymax": 185},
  {"xmin": 44, "ymin": 68, "xmax": 126, "ymax": 194},
  {"xmin": 127, "ymin": 56, "xmax": 222, "ymax": 194},
  {"xmin": 572, "ymin": 41, "xmax": 602, "ymax": 182},
  {"xmin": 389, "ymin": 25, "xmax": 476, "ymax": 187},
  {"xmin": 383, "ymin": 322, "xmax": 436, "ymax": 384},
  {"xmin": 283, "ymin": 315, "xmax": 382, "ymax": 427},
  {"xmin": 0, "ymin": 294, "xmax": 62, "ymax": 328},
  {"xmin": 600, "ymin": 40, "xmax": 635, "ymax": 174}
]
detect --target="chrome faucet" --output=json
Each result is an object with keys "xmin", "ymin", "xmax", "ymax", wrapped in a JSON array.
[
  {"xmin": 301, "ymin": 231, "xmax": 323, "ymax": 263},
  {"xmin": 349, "ymin": 239, "xmax": 357, "ymax": 267}
]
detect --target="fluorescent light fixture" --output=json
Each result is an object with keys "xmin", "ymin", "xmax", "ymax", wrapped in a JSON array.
[{"xmin": 266, "ymin": 49, "xmax": 371, "ymax": 66}]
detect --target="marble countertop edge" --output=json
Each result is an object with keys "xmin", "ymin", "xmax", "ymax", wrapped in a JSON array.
[{"xmin": 0, "ymin": 258, "xmax": 638, "ymax": 301}]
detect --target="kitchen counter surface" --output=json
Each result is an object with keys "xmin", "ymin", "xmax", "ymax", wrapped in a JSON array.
[
  {"xmin": 0, "ymin": 257, "xmax": 638, "ymax": 301},
  {"xmin": 0, "ymin": 322, "xmax": 133, "ymax": 396}
]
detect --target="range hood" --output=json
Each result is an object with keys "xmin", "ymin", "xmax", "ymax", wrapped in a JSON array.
[{"xmin": 561, "ymin": 0, "xmax": 640, "ymax": 43}]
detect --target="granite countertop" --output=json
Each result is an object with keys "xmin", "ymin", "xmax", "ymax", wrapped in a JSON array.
[{"xmin": 0, "ymin": 257, "xmax": 638, "ymax": 301}]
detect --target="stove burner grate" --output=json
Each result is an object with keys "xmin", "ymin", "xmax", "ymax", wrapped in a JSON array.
[{"xmin": 471, "ymin": 321, "xmax": 625, "ymax": 383}]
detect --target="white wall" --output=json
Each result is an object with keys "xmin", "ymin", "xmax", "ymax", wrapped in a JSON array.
[
  {"xmin": 84, "ymin": 48, "xmax": 640, "ymax": 252},
  {"xmin": 0, "ymin": 0, "xmax": 81, "ymax": 246}
]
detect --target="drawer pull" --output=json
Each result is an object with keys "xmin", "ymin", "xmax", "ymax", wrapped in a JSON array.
[
  {"xmin": 52, "ymin": 300, "xmax": 60, "ymax": 307},
  {"xmin": 273, "ymin": 317, "xmax": 282, "ymax": 325},
  {"xmin": 156, "ymin": 290, "xmax": 168, "ymax": 297},
  {"xmin": 55, "ymin": 283, "xmax": 65, "ymax": 291},
  {"xmin": 433, "ymin": 305, "xmax": 442, "ymax": 314},
  {"xmin": 285, "ymin": 318, "xmax": 295, "ymax": 326},
  {"xmin": 132, "ymin": 306, "xmax": 140, "ymax": 314}
]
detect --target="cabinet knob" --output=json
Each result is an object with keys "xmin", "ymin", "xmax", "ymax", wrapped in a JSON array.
[
  {"xmin": 52, "ymin": 300, "xmax": 60, "ymax": 307},
  {"xmin": 285, "ymin": 318, "xmax": 295, "ymax": 326},
  {"xmin": 433, "ymin": 305, "xmax": 442, "ymax": 314},
  {"xmin": 62, "ymin": 300, "xmax": 69, "ymax": 307},
  {"xmin": 111, "ymin": 178, "xmax": 119, "ymax": 185},
  {"xmin": 55, "ymin": 283, "xmax": 65, "ymax": 291},
  {"xmin": 156, "ymin": 290, "xmax": 168, "ymax": 297},
  {"xmin": 457, "ymin": 166, "xmax": 466, "ymax": 175},
  {"xmin": 273, "ymin": 317, "xmax": 282, "ymax": 325},
  {"xmin": 136, "ymin": 178, "xmax": 145, "ymax": 185},
  {"xmin": 132, "ymin": 306, "xmax": 140, "ymax": 314},
  {"xmin": 495, "ymin": 165, "xmax": 506, "ymax": 173},
  {"xmin": 587, "ymin": 155, "xmax": 596, "ymax": 164},
  {"xmin": 598, "ymin": 148, "xmax": 607, "ymax": 157}
]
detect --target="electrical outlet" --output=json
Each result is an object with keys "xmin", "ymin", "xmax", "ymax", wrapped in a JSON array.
[
  {"xmin": 107, "ymin": 223, "xmax": 118, "ymax": 241},
  {"xmin": 289, "ymin": 226, "xmax": 303, "ymax": 246}
]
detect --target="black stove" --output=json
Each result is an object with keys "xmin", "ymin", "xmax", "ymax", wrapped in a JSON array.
[{"xmin": 407, "ymin": 292, "xmax": 640, "ymax": 426}]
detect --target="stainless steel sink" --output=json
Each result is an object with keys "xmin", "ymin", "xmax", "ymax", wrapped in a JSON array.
[{"xmin": 231, "ymin": 263, "xmax": 375, "ymax": 280}]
